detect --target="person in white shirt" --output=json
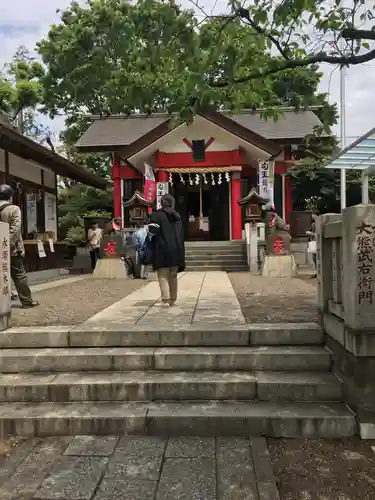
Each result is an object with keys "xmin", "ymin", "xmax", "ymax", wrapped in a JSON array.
[{"xmin": 87, "ymin": 223, "xmax": 103, "ymax": 270}]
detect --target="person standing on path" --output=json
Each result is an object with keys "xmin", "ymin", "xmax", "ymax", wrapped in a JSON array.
[
  {"xmin": 0, "ymin": 184, "xmax": 39, "ymax": 308},
  {"xmin": 132, "ymin": 218, "xmax": 149, "ymax": 279},
  {"xmin": 149, "ymin": 194, "xmax": 185, "ymax": 307},
  {"xmin": 87, "ymin": 222, "xmax": 103, "ymax": 271}
]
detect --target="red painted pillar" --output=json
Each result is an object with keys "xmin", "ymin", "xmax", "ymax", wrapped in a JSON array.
[
  {"xmin": 231, "ymin": 172, "xmax": 242, "ymax": 240},
  {"xmin": 111, "ymin": 157, "xmax": 122, "ymax": 221},
  {"xmin": 283, "ymin": 147, "xmax": 293, "ymax": 224},
  {"xmin": 157, "ymin": 170, "xmax": 169, "ymax": 182}
]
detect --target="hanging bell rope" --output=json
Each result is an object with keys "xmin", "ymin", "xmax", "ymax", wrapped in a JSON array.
[{"xmin": 158, "ymin": 166, "xmax": 241, "ymax": 174}]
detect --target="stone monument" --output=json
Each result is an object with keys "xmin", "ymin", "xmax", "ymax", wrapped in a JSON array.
[
  {"xmin": 0, "ymin": 222, "xmax": 11, "ymax": 331},
  {"xmin": 261, "ymin": 202, "xmax": 296, "ymax": 277},
  {"xmin": 93, "ymin": 218, "xmax": 128, "ymax": 279}
]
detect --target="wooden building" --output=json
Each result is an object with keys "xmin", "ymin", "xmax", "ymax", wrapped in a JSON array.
[
  {"xmin": 0, "ymin": 114, "xmax": 106, "ymax": 272},
  {"xmin": 76, "ymin": 108, "xmax": 323, "ymax": 241}
]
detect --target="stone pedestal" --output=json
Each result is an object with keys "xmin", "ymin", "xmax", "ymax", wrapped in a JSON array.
[
  {"xmin": 318, "ymin": 205, "xmax": 375, "ymax": 438},
  {"xmin": 0, "ymin": 222, "xmax": 11, "ymax": 331},
  {"xmin": 261, "ymin": 255, "xmax": 296, "ymax": 277},
  {"xmin": 71, "ymin": 247, "xmax": 92, "ymax": 274},
  {"xmin": 93, "ymin": 258, "xmax": 128, "ymax": 279}
]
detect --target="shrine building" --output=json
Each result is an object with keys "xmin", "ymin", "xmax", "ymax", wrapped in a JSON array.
[{"xmin": 76, "ymin": 108, "xmax": 322, "ymax": 241}]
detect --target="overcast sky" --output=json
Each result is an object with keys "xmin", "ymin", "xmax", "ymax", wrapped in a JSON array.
[{"xmin": 1, "ymin": 0, "xmax": 374, "ymax": 146}]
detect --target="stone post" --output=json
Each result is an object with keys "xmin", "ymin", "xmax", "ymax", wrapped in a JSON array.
[
  {"xmin": 0, "ymin": 222, "xmax": 11, "ymax": 331},
  {"xmin": 245, "ymin": 222, "xmax": 259, "ymax": 274},
  {"xmin": 320, "ymin": 205, "xmax": 375, "ymax": 438},
  {"xmin": 316, "ymin": 213, "xmax": 342, "ymax": 318},
  {"xmin": 342, "ymin": 204, "xmax": 375, "ymax": 333}
]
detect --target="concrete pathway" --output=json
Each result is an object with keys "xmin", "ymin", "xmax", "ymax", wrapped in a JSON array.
[
  {"xmin": 84, "ymin": 272, "xmax": 246, "ymax": 330},
  {"xmin": 0, "ymin": 436, "xmax": 279, "ymax": 500}
]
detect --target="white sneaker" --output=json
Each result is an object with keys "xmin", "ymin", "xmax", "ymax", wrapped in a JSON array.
[{"xmin": 160, "ymin": 302, "xmax": 170, "ymax": 308}]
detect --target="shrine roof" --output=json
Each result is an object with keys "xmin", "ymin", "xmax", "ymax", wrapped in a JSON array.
[
  {"xmin": 123, "ymin": 190, "xmax": 154, "ymax": 207},
  {"xmin": 0, "ymin": 112, "xmax": 106, "ymax": 189},
  {"xmin": 238, "ymin": 188, "xmax": 268, "ymax": 206},
  {"xmin": 75, "ymin": 108, "xmax": 323, "ymax": 153}
]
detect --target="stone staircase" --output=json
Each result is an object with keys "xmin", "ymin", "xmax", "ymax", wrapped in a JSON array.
[
  {"xmin": 0, "ymin": 323, "xmax": 356, "ymax": 438},
  {"xmin": 185, "ymin": 241, "xmax": 248, "ymax": 272}
]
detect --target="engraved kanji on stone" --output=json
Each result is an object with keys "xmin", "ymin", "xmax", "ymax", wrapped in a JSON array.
[
  {"xmin": 358, "ymin": 290, "xmax": 373, "ymax": 305},
  {"xmin": 358, "ymin": 261, "xmax": 372, "ymax": 275},
  {"xmin": 359, "ymin": 276, "xmax": 374, "ymax": 290},
  {"xmin": 357, "ymin": 236, "xmax": 372, "ymax": 251},
  {"xmin": 357, "ymin": 221, "xmax": 375, "ymax": 235},
  {"xmin": 358, "ymin": 251, "xmax": 373, "ymax": 264}
]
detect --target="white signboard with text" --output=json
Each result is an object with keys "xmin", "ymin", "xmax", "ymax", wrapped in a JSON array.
[
  {"xmin": 258, "ymin": 160, "xmax": 275, "ymax": 203},
  {"xmin": 26, "ymin": 192, "xmax": 37, "ymax": 234},
  {"xmin": 0, "ymin": 222, "xmax": 11, "ymax": 330},
  {"xmin": 44, "ymin": 192, "xmax": 57, "ymax": 238},
  {"xmin": 156, "ymin": 182, "xmax": 169, "ymax": 209}
]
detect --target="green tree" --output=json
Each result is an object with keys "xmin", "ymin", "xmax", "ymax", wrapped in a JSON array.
[
  {"xmin": 0, "ymin": 46, "xmax": 48, "ymax": 140},
  {"xmin": 37, "ymin": 0, "xmax": 338, "ymax": 127}
]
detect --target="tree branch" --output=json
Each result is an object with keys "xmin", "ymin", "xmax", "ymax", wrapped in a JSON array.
[
  {"xmin": 210, "ymin": 47, "xmax": 375, "ymax": 87},
  {"xmin": 236, "ymin": 7, "xmax": 291, "ymax": 59},
  {"xmin": 341, "ymin": 28, "xmax": 375, "ymax": 41}
]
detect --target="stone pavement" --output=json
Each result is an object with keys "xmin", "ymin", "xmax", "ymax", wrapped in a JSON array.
[
  {"xmin": 83, "ymin": 271, "xmax": 245, "ymax": 329},
  {"xmin": 0, "ymin": 435, "xmax": 279, "ymax": 500}
]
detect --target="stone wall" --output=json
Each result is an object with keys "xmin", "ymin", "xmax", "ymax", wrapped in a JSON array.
[{"xmin": 317, "ymin": 205, "xmax": 375, "ymax": 437}]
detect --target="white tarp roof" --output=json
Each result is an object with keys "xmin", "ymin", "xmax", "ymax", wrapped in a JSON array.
[{"xmin": 325, "ymin": 126, "xmax": 375, "ymax": 174}]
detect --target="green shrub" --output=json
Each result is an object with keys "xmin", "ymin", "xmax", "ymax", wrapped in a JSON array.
[{"xmin": 65, "ymin": 225, "xmax": 86, "ymax": 247}]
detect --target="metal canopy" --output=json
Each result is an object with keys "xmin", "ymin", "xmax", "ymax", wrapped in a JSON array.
[{"xmin": 325, "ymin": 126, "xmax": 375, "ymax": 173}]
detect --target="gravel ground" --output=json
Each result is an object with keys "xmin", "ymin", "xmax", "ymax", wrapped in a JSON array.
[
  {"xmin": 229, "ymin": 273, "xmax": 317, "ymax": 323},
  {"xmin": 11, "ymin": 278, "xmax": 149, "ymax": 326},
  {"xmin": 268, "ymin": 438, "xmax": 375, "ymax": 500}
]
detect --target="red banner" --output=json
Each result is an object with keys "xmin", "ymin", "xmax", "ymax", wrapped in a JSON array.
[{"xmin": 144, "ymin": 179, "xmax": 156, "ymax": 204}]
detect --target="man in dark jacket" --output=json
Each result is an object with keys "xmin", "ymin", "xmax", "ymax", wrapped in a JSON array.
[{"xmin": 149, "ymin": 194, "xmax": 185, "ymax": 307}]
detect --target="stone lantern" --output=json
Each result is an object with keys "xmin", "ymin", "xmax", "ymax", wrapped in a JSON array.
[
  {"xmin": 123, "ymin": 190, "xmax": 154, "ymax": 226},
  {"xmin": 238, "ymin": 188, "xmax": 268, "ymax": 222}
]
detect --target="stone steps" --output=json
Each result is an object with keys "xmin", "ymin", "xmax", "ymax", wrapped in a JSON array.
[
  {"xmin": 0, "ymin": 346, "xmax": 331, "ymax": 373},
  {"xmin": 186, "ymin": 265, "xmax": 249, "ymax": 272},
  {"xmin": 0, "ymin": 321, "xmax": 356, "ymax": 438},
  {"xmin": 0, "ymin": 371, "xmax": 342, "ymax": 403},
  {"xmin": 0, "ymin": 401, "xmax": 356, "ymax": 438},
  {"xmin": 185, "ymin": 242, "xmax": 248, "ymax": 271},
  {"xmin": 0, "ymin": 323, "xmax": 324, "ymax": 348}
]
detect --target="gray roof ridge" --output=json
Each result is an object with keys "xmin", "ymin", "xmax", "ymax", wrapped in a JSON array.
[{"xmin": 88, "ymin": 106, "xmax": 322, "ymax": 120}]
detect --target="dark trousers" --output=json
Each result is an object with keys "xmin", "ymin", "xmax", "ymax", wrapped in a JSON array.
[
  {"xmin": 89, "ymin": 248, "xmax": 99, "ymax": 270},
  {"xmin": 312, "ymin": 253, "xmax": 317, "ymax": 268},
  {"xmin": 124, "ymin": 257, "xmax": 135, "ymax": 277},
  {"xmin": 11, "ymin": 254, "xmax": 32, "ymax": 304}
]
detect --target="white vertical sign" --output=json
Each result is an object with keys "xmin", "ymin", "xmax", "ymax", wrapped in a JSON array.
[
  {"xmin": 156, "ymin": 182, "xmax": 169, "ymax": 209},
  {"xmin": 44, "ymin": 192, "xmax": 57, "ymax": 237},
  {"xmin": 26, "ymin": 192, "xmax": 37, "ymax": 234},
  {"xmin": 0, "ymin": 222, "xmax": 11, "ymax": 330},
  {"xmin": 258, "ymin": 161, "xmax": 274, "ymax": 203}
]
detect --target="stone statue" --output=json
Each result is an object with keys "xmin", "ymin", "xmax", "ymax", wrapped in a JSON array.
[
  {"xmin": 262, "ymin": 202, "xmax": 291, "ymax": 255},
  {"xmin": 100, "ymin": 218, "xmax": 125, "ymax": 259}
]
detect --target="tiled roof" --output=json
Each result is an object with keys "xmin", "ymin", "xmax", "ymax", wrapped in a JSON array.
[{"xmin": 75, "ymin": 109, "xmax": 323, "ymax": 151}]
